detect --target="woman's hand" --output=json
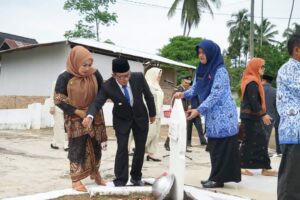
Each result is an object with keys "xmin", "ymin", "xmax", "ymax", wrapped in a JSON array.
[
  {"xmin": 49, "ymin": 107, "xmax": 55, "ymax": 115},
  {"xmin": 262, "ymin": 114, "xmax": 272, "ymax": 125},
  {"xmin": 82, "ymin": 117, "xmax": 93, "ymax": 128},
  {"xmin": 186, "ymin": 109, "xmax": 200, "ymax": 120},
  {"xmin": 173, "ymin": 92, "xmax": 184, "ymax": 99},
  {"xmin": 75, "ymin": 109, "xmax": 86, "ymax": 119}
]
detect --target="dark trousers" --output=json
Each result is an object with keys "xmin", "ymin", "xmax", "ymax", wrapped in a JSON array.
[
  {"xmin": 186, "ymin": 116, "xmax": 207, "ymax": 145},
  {"xmin": 113, "ymin": 121, "xmax": 148, "ymax": 186},
  {"xmin": 278, "ymin": 144, "xmax": 300, "ymax": 200},
  {"xmin": 264, "ymin": 122, "xmax": 282, "ymax": 154},
  {"xmin": 274, "ymin": 127, "xmax": 282, "ymax": 154},
  {"xmin": 264, "ymin": 122, "xmax": 273, "ymax": 146}
]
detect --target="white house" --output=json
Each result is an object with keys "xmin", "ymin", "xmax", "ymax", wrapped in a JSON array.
[
  {"xmin": 0, "ymin": 38, "xmax": 195, "ymax": 109},
  {"xmin": 0, "ymin": 38, "xmax": 195, "ymax": 129}
]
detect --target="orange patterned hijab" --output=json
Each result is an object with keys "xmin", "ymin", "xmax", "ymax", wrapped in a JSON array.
[
  {"xmin": 241, "ymin": 57, "xmax": 266, "ymax": 112},
  {"xmin": 66, "ymin": 46, "xmax": 98, "ymax": 109}
]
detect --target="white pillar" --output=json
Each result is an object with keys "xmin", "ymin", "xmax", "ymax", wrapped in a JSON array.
[{"xmin": 168, "ymin": 99, "xmax": 186, "ymax": 200}]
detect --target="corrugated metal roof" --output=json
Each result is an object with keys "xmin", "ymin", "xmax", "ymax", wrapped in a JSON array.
[
  {"xmin": 0, "ymin": 38, "xmax": 196, "ymax": 69},
  {"xmin": 0, "ymin": 32, "xmax": 38, "ymax": 44},
  {"xmin": 69, "ymin": 38, "xmax": 195, "ymax": 69},
  {"xmin": 0, "ymin": 39, "xmax": 33, "ymax": 50}
]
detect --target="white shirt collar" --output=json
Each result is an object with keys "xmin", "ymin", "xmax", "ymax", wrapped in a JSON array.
[{"xmin": 115, "ymin": 79, "xmax": 131, "ymax": 89}]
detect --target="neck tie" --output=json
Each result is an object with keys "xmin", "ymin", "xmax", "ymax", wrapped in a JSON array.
[{"xmin": 122, "ymin": 85, "xmax": 130, "ymax": 105}]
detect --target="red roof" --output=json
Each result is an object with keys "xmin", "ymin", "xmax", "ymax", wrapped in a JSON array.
[{"xmin": 0, "ymin": 39, "xmax": 33, "ymax": 50}]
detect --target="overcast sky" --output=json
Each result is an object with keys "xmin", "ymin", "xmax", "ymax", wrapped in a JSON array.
[{"xmin": 1, "ymin": 0, "xmax": 299, "ymax": 54}]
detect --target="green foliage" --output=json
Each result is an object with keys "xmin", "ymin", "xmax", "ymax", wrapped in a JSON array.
[
  {"xmin": 282, "ymin": 23, "xmax": 300, "ymax": 44},
  {"xmin": 64, "ymin": 20, "xmax": 96, "ymax": 39},
  {"xmin": 226, "ymin": 9, "xmax": 249, "ymax": 63},
  {"xmin": 103, "ymin": 39, "xmax": 115, "ymax": 45},
  {"xmin": 64, "ymin": 0, "xmax": 117, "ymax": 41},
  {"xmin": 254, "ymin": 18, "xmax": 279, "ymax": 46},
  {"xmin": 226, "ymin": 65, "xmax": 244, "ymax": 94},
  {"xmin": 255, "ymin": 44, "xmax": 289, "ymax": 83},
  {"xmin": 168, "ymin": 0, "xmax": 220, "ymax": 36},
  {"xmin": 160, "ymin": 36, "xmax": 202, "ymax": 65},
  {"xmin": 159, "ymin": 36, "xmax": 203, "ymax": 83},
  {"xmin": 225, "ymin": 8, "xmax": 291, "ymax": 93}
]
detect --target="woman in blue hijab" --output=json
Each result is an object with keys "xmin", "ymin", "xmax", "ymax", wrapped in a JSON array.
[{"xmin": 175, "ymin": 39, "xmax": 241, "ymax": 188}]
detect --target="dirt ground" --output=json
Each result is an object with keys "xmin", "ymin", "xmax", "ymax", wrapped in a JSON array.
[{"xmin": 0, "ymin": 126, "xmax": 280, "ymax": 200}]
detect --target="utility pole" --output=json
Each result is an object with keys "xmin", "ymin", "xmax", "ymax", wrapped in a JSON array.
[
  {"xmin": 287, "ymin": 0, "xmax": 295, "ymax": 33},
  {"xmin": 249, "ymin": 0, "xmax": 255, "ymax": 58},
  {"xmin": 260, "ymin": 0, "xmax": 263, "ymax": 47}
]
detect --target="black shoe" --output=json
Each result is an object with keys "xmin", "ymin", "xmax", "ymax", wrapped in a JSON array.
[
  {"xmin": 130, "ymin": 178, "xmax": 145, "ymax": 186},
  {"xmin": 146, "ymin": 155, "xmax": 161, "ymax": 162},
  {"xmin": 64, "ymin": 148, "xmax": 69, "ymax": 151},
  {"xmin": 205, "ymin": 145, "xmax": 209, "ymax": 152},
  {"xmin": 186, "ymin": 148, "xmax": 192, "ymax": 153},
  {"xmin": 202, "ymin": 181, "xmax": 224, "ymax": 188},
  {"xmin": 200, "ymin": 180, "xmax": 209, "ymax": 185},
  {"xmin": 128, "ymin": 152, "xmax": 134, "ymax": 156},
  {"xmin": 50, "ymin": 144, "xmax": 59, "ymax": 150},
  {"xmin": 113, "ymin": 180, "xmax": 126, "ymax": 187},
  {"xmin": 164, "ymin": 144, "xmax": 170, "ymax": 151}
]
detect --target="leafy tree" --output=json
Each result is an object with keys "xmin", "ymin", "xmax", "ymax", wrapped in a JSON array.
[
  {"xmin": 167, "ymin": 0, "xmax": 220, "ymax": 36},
  {"xmin": 103, "ymin": 39, "xmax": 115, "ymax": 45},
  {"xmin": 283, "ymin": 23, "xmax": 300, "ymax": 39},
  {"xmin": 226, "ymin": 65, "xmax": 244, "ymax": 97},
  {"xmin": 255, "ymin": 44, "xmax": 289, "ymax": 81},
  {"xmin": 64, "ymin": 0, "xmax": 117, "ymax": 41},
  {"xmin": 226, "ymin": 9, "xmax": 249, "ymax": 66},
  {"xmin": 159, "ymin": 36, "xmax": 203, "ymax": 83},
  {"xmin": 254, "ymin": 18, "xmax": 279, "ymax": 46},
  {"xmin": 64, "ymin": 20, "xmax": 95, "ymax": 39}
]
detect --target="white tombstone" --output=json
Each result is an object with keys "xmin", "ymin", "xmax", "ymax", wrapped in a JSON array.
[
  {"xmin": 28, "ymin": 103, "xmax": 42, "ymax": 129},
  {"xmin": 40, "ymin": 98, "xmax": 54, "ymax": 128},
  {"xmin": 168, "ymin": 99, "xmax": 186, "ymax": 200}
]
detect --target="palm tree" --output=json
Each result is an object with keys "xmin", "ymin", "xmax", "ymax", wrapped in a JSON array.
[
  {"xmin": 167, "ymin": 0, "xmax": 220, "ymax": 36},
  {"xmin": 255, "ymin": 18, "xmax": 279, "ymax": 45},
  {"xmin": 226, "ymin": 9, "xmax": 249, "ymax": 66},
  {"xmin": 283, "ymin": 23, "xmax": 300, "ymax": 38}
]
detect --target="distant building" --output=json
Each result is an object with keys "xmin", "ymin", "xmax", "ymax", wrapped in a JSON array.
[
  {"xmin": 0, "ymin": 38, "xmax": 195, "ymax": 109},
  {"xmin": 0, "ymin": 32, "xmax": 38, "ymax": 51}
]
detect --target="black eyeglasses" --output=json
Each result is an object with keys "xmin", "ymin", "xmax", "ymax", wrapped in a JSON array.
[{"xmin": 114, "ymin": 72, "xmax": 131, "ymax": 80}]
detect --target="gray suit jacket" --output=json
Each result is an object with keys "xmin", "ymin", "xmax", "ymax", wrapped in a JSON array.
[{"xmin": 263, "ymin": 83, "xmax": 279, "ymax": 127}]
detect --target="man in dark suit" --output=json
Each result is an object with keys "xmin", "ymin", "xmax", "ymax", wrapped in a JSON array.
[
  {"xmin": 262, "ymin": 74, "xmax": 281, "ymax": 155},
  {"xmin": 83, "ymin": 58, "xmax": 156, "ymax": 186}
]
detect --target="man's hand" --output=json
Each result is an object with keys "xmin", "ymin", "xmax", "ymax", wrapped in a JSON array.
[
  {"xmin": 173, "ymin": 92, "xmax": 184, "ymax": 99},
  {"xmin": 75, "ymin": 109, "xmax": 86, "ymax": 119},
  {"xmin": 49, "ymin": 107, "xmax": 55, "ymax": 115},
  {"xmin": 150, "ymin": 116, "xmax": 156, "ymax": 124},
  {"xmin": 262, "ymin": 114, "xmax": 272, "ymax": 125},
  {"xmin": 82, "ymin": 117, "xmax": 93, "ymax": 128},
  {"xmin": 186, "ymin": 109, "xmax": 200, "ymax": 120}
]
